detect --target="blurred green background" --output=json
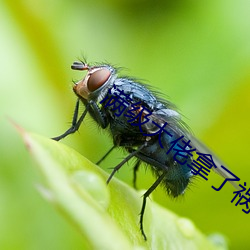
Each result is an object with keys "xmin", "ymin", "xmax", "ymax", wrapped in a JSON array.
[{"xmin": 0, "ymin": 0, "xmax": 250, "ymax": 249}]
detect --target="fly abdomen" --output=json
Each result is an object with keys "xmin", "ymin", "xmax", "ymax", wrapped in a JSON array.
[{"xmin": 136, "ymin": 131, "xmax": 193, "ymax": 197}]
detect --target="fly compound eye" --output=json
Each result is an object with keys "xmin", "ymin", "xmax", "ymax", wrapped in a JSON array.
[{"xmin": 87, "ymin": 68, "xmax": 111, "ymax": 92}]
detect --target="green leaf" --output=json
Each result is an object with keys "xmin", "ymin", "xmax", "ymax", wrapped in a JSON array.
[{"xmin": 19, "ymin": 128, "xmax": 227, "ymax": 250}]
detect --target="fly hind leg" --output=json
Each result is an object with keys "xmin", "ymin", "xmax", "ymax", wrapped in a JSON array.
[{"xmin": 140, "ymin": 172, "xmax": 166, "ymax": 240}]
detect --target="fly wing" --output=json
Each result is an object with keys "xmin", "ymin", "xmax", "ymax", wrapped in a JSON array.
[
  {"xmin": 188, "ymin": 134, "xmax": 240, "ymax": 190},
  {"xmin": 144, "ymin": 108, "xmax": 187, "ymax": 135},
  {"xmin": 142, "ymin": 108, "xmax": 239, "ymax": 190}
]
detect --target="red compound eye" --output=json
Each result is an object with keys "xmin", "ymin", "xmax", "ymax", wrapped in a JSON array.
[{"xmin": 87, "ymin": 68, "xmax": 111, "ymax": 92}]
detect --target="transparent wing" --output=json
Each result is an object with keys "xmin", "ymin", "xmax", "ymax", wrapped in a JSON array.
[
  {"xmin": 144, "ymin": 109, "xmax": 240, "ymax": 190},
  {"xmin": 188, "ymin": 134, "xmax": 240, "ymax": 190}
]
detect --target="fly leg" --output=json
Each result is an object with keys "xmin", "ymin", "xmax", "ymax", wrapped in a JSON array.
[
  {"xmin": 52, "ymin": 99, "xmax": 88, "ymax": 141},
  {"xmin": 96, "ymin": 145, "xmax": 116, "ymax": 165},
  {"xmin": 107, "ymin": 144, "xmax": 146, "ymax": 184},
  {"xmin": 140, "ymin": 172, "xmax": 166, "ymax": 240},
  {"xmin": 133, "ymin": 160, "xmax": 141, "ymax": 189}
]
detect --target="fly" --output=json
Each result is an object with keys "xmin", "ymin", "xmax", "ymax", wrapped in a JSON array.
[{"xmin": 52, "ymin": 60, "xmax": 237, "ymax": 240}]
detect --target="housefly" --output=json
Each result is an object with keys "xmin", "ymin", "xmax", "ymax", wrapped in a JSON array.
[{"xmin": 52, "ymin": 60, "xmax": 238, "ymax": 240}]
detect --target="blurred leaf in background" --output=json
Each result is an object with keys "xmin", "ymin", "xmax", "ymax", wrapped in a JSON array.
[{"xmin": 0, "ymin": 0, "xmax": 249, "ymax": 249}]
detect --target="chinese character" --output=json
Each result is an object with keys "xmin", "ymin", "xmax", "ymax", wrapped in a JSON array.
[
  {"xmin": 187, "ymin": 153, "xmax": 217, "ymax": 180},
  {"xmin": 211, "ymin": 165, "xmax": 240, "ymax": 191},
  {"xmin": 166, "ymin": 136, "xmax": 196, "ymax": 165},
  {"xmin": 124, "ymin": 104, "xmax": 154, "ymax": 132},
  {"xmin": 231, "ymin": 182, "xmax": 250, "ymax": 214},
  {"xmin": 139, "ymin": 120, "xmax": 173, "ymax": 148},
  {"xmin": 100, "ymin": 85, "xmax": 132, "ymax": 117}
]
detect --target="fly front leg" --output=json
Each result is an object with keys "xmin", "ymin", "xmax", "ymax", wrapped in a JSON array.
[{"xmin": 52, "ymin": 99, "xmax": 89, "ymax": 141}]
